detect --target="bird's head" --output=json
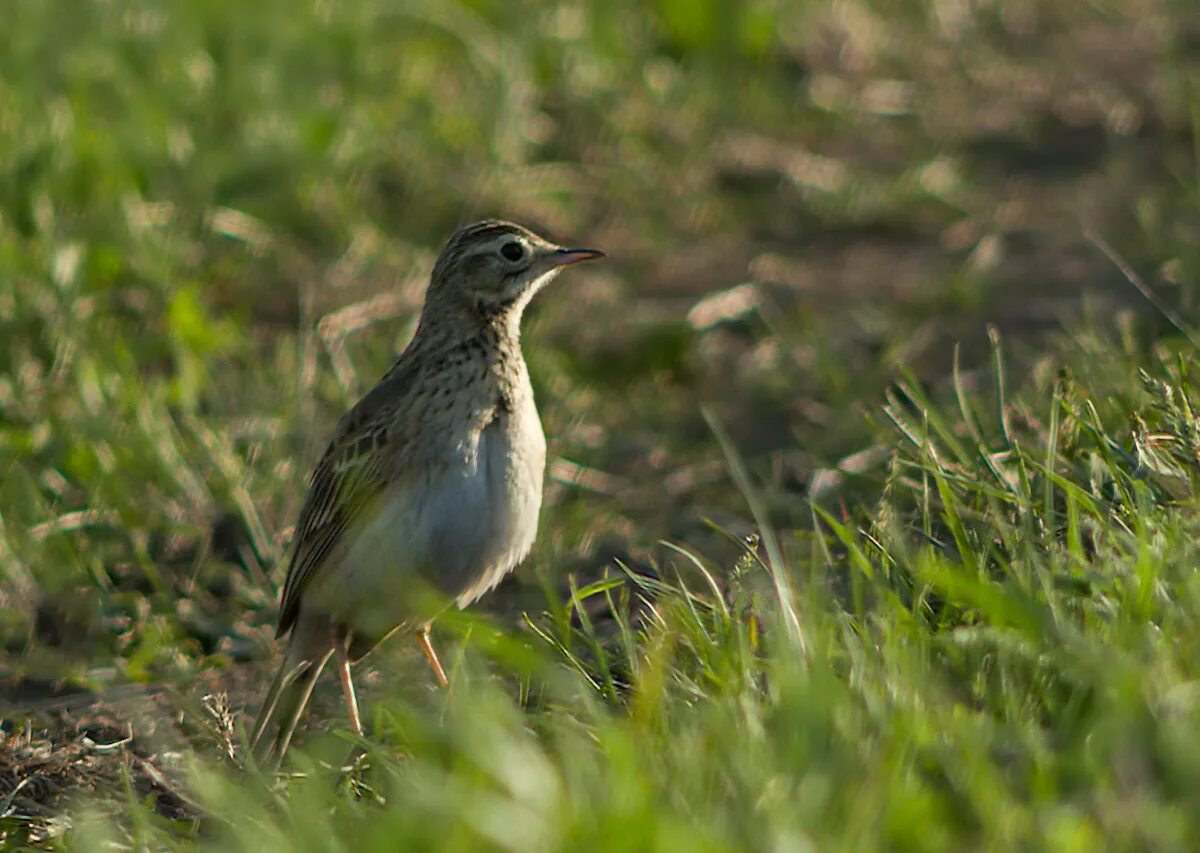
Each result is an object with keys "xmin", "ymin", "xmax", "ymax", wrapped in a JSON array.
[{"xmin": 423, "ymin": 220, "xmax": 604, "ymax": 327}]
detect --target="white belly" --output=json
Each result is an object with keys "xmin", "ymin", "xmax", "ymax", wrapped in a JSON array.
[{"xmin": 314, "ymin": 404, "xmax": 545, "ymax": 638}]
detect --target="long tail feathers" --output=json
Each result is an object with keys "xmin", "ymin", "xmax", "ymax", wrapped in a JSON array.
[{"xmin": 250, "ymin": 649, "xmax": 333, "ymax": 769}]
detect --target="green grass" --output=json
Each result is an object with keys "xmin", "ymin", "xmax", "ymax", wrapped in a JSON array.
[{"xmin": 3, "ymin": 0, "xmax": 1200, "ymax": 849}]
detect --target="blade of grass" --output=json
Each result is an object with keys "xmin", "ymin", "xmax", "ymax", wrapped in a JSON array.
[{"xmin": 703, "ymin": 408, "xmax": 807, "ymax": 659}]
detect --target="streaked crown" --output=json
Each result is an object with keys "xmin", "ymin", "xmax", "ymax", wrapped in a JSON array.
[{"xmin": 423, "ymin": 220, "xmax": 603, "ymax": 323}]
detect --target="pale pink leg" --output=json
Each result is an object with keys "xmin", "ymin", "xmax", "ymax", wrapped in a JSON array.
[
  {"xmin": 333, "ymin": 625, "xmax": 363, "ymax": 736},
  {"xmin": 417, "ymin": 626, "xmax": 449, "ymax": 688}
]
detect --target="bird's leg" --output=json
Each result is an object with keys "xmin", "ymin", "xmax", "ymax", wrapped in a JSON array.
[
  {"xmin": 417, "ymin": 626, "xmax": 449, "ymax": 688},
  {"xmin": 333, "ymin": 624, "xmax": 363, "ymax": 737}
]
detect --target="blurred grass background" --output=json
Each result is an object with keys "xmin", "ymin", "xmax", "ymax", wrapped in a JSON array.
[{"xmin": 3, "ymin": 0, "xmax": 1200, "ymax": 848}]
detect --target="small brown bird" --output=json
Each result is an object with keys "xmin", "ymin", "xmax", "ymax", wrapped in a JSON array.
[{"xmin": 250, "ymin": 220, "xmax": 603, "ymax": 764}]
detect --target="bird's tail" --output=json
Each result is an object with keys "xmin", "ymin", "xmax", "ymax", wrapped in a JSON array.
[{"xmin": 249, "ymin": 647, "xmax": 333, "ymax": 769}]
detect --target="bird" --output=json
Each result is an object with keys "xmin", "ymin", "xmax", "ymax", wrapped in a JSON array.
[{"xmin": 249, "ymin": 220, "xmax": 604, "ymax": 765}]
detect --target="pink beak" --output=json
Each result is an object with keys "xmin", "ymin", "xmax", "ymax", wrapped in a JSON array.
[{"xmin": 547, "ymin": 247, "xmax": 606, "ymax": 267}]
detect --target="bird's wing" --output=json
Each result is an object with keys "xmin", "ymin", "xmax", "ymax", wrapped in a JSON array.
[{"xmin": 276, "ymin": 366, "xmax": 416, "ymax": 636}]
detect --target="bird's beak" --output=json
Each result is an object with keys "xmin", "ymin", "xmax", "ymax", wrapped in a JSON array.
[{"xmin": 547, "ymin": 247, "xmax": 606, "ymax": 268}]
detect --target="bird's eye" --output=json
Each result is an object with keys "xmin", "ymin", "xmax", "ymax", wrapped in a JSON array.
[{"xmin": 500, "ymin": 242, "xmax": 525, "ymax": 263}]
